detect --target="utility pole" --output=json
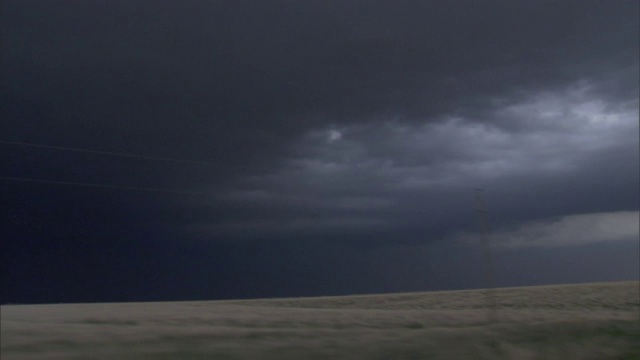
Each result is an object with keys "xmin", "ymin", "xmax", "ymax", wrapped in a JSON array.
[{"xmin": 474, "ymin": 188, "xmax": 498, "ymax": 323}]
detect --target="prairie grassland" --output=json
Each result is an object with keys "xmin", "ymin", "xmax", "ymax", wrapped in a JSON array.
[{"xmin": 1, "ymin": 281, "xmax": 638, "ymax": 359}]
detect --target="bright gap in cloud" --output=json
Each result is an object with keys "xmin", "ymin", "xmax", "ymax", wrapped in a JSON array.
[
  {"xmin": 488, "ymin": 211, "xmax": 640, "ymax": 248},
  {"xmin": 327, "ymin": 129, "xmax": 343, "ymax": 142}
]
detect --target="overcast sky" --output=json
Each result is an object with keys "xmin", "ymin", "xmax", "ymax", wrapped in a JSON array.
[{"xmin": 2, "ymin": 0, "xmax": 638, "ymax": 304}]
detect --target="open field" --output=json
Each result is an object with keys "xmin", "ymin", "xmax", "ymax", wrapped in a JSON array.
[{"xmin": 2, "ymin": 281, "xmax": 639, "ymax": 359}]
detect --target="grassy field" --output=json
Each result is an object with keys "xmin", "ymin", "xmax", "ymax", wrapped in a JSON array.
[{"xmin": 2, "ymin": 281, "xmax": 638, "ymax": 359}]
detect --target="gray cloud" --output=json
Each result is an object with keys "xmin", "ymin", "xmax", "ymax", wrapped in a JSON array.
[
  {"xmin": 191, "ymin": 77, "xmax": 638, "ymax": 242},
  {"xmin": 4, "ymin": 1, "xmax": 637, "ymax": 159},
  {"xmin": 2, "ymin": 0, "xmax": 638, "ymax": 302},
  {"xmin": 5, "ymin": 1, "xmax": 637, "ymax": 242}
]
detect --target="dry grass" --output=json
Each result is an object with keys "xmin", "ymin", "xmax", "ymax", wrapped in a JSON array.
[{"xmin": 2, "ymin": 281, "xmax": 638, "ymax": 359}]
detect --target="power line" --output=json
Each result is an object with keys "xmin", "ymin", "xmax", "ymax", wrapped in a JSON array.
[
  {"xmin": 0, "ymin": 140, "xmax": 273, "ymax": 172},
  {"xmin": 0, "ymin": 176, "xmax": 221, "ymax": 196}
]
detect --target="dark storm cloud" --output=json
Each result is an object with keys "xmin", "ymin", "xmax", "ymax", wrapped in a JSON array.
[
  {"xmin": 4, "ymin": 1, "xmax": 637, "ymax": 158},
  {"xmin": 2, "ymin": 0, "xmax": 638, "ymax": 303},
  {"xmin": 5, "ymin": 0, "xmax": 638, "ymax": 239}
]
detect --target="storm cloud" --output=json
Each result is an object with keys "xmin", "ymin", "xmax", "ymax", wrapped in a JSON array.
[{"xmin": 2, "ymin": 0, "xmax": 638, "ymax": 303}]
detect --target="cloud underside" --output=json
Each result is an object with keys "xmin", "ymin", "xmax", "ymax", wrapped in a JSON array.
[{"xmin": 192, "ymin": 78, "xmax": 639, "ymax": 243}]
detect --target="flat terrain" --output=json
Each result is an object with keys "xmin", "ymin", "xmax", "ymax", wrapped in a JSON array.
[{"xmin": 2, "ymin": 281, "xmax": 639, "ymax": 359}]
